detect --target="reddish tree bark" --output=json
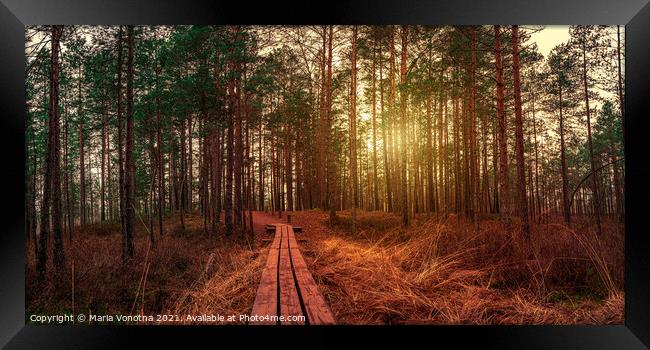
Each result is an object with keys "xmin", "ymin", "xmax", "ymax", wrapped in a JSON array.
[
  {"xmin": 38, "ymin": 25, "xmax": 65, "ymax": 278},
  {"xmin": 399, "ymin": 25, "xmax": 409, "ymax": 227},
  {"xmin": 494, "ymin": 25, "xmax": 510, "ymax": 217},
  {"xmin": 511, "ymin": 25, "xmax": 531, "ymax": 242},
  {"xmin": 349, "ymin": 26, "xmax": 359, "ymax": 232},
  {"xmin": 579, "ymin": 37, "xmax": 602, "ymax": 236},
  {"xmin": 156, "ymin": 63, "xmax": 164, "ymax": 236},
  {"xmin": 123, "ymin": 25, "xmax": 135, "ymax": 262},
  {"xmin": 371, "ymin": 42, "xmax": 379, "ymax": 211}
]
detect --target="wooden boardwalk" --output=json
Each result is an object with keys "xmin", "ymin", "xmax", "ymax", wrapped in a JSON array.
[{"xmin": 249, "ymin": 224, "xmax": 336, "ymax": 325}]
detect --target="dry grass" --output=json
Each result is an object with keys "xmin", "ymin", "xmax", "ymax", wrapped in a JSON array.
[
  {"xmin": 26, "ymin": 209, "xmax": 624, "ymax": 325},
  {"xmin": 167, "ymin": 244, "xmax": 265, "ymax": 324},
  {"xmin": 25, "ymin": 214, "xmax": 262, "ymax": 324},
  {"xmin": 289, "ymin": 210, "xmax": 624, "ymax": 325}
]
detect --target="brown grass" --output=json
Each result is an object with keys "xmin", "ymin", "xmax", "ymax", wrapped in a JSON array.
[
  {"xmin": 167, "ymin": 243, "xmax": 265, "ymax": 324},
  {"xmin": 289, "ymin": 210, "xmax": 624, "ymax": 325},
  {"xmin": 25, "ymin": 214, "xmax": 262, "ymax": 324},
  {"xmin": 26, "ymin": 210, "xmax": 624, "ymax": 325}
]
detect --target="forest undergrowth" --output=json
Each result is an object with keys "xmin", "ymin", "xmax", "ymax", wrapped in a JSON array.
[
  {"xmin": 26, "ymin": 210, "xmax": 623, "ymax": 325},
  {"xmin": 292, "ymin": 210, "xmax": 624, "ymax": 324},
  {"xmin": 25, "ymin": 214, "xmax": 264, "ymax": 323}
]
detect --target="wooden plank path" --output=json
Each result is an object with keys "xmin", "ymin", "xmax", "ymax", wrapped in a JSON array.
[{"xmin": 249, "ymin": 224, "xmax": 336, "ymax": 325}]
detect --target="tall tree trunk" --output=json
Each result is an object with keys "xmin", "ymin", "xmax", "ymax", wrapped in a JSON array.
[
  {"xmin": 438, "ymin": 91, "xmax": 442, "ymax": 212},
  {"xmin": 123, "ymin": 25, "xmax": 135, "ymax": 263},
  {"xmin": 371, "ymin": 42, "xmax": 379, "ymax": 211},
  {"xmin": 468, "ymin": 26, "xmax": 479, "ymax": 225},
  {"xmin": 494, "ymin": 25, "xmax": 510, "ymax": 218},
  {"xmin": 349, "ymin": 26, "xmax": 359, "ymax": 233},
  {"xmin": 461, "ymin": 71, "xmax": 469, "ymax": 211},
  {"xmin": 101, "ymin": 93, "xmax": 107, "ymax": 223},
  {"xmin": 224, "ymin": 26, "xmax": 238, "ymax": 235},
  {"xmin": 616, "ymin": 25, "xmax": 625, "ymax": 147},
  {"xmin": 244, "ymin": 87, "xmax": 255, "ymax": 240},
  {"xmin": 64, "ymin": 110, "xmax": 73, "ymax": 240},
  {"xmin": 611, "ymin": 146, "xmax": 623, "ymax": 221},
  {"xmin": 51, "ymin": 25, "xmax": 65, "ymax": 270},
  {"xmin": 511, "ymin": 25, "xmax": 531, "ymax": 242},
  {"xmin": 26, "ymin": 120, "xmax": 32, "ymax": 244},
  {"xmin": 581, "ymin": 40, "xmax": 602, "ymax": 236},
  {"xmin": 78, "ymin": 64, "xmax": 86, "ymax": 226},
  {"xmin": 179, "ymin": 121, "xmax": 187, "ymax": 229},
  {"xmin": 439, "ymin": 91, "xmax": 447, "ymax": 212},
  {"xmin": 326, "ymin": 25, "xmax": 337, "ymax": 223},
  {"xmin": 89, "ymin": 142, "xmax": 94, "ymax": 223},
  {"xmin": 531, "ymin": 82, "xmax": 542, "ymax": 223},
  {"xmin": 38, "ymin": 25, "xmax": 65, "ymax": 278},
  {"xmin": 38, "ymin": 93, "xmax": 53, "ymax": 278},
  {"xmin": 317, "ymin": 26, "xmax": 327, "ymax": 210},
  {"xmin": 271, "ymin": 126, "xmax": 277, "ymax": 215},
  {"xmin": 491, "ymin": 116, "xmax": 498, "ymax": 213},
  {"xmin": 215, "ymin": 129, "xmax": 223, "ymax": 224},
  {"xmin": 200, "ymin": 91, "xmax": 209, "ymax": 234},
  {"xmin": 108, "ymin": 131, "xmax": 113, "ymax": 222},
  {"xmin": 295, "ymin": 119, "xmax": 302, "ymax": 211},
  {"xmin": 258, "ymin": 111, "xmax": 264, "ymax": 211},
  {"xmin": 481, "ymin": 119, "xmax": 490, "ymax": 214},
  {"xmin": 233, "ymin": 27, "xmax": 243, "ymax": 230},
  {"xmin": 148, "ymin": 118, "xmax": 156, "ymax": 246},
  {"xmin": 558, "ymin": 79, "xmax": 570, "ymax": 224},
  {"xmin": 381, "ymin": 45, "xmax": 392, "ymax": 213},
  {"xmin": 116, "ymin": 26, "xmax": 127, "ymax": 255},
  {"xmin": 241, "ymin": 66, "xmax": 249, "ymax": 235},
  {"xmin": 236, "ymin": 89, "xmax": 247, "ymax": 230},
  {"xmin": 399, "ymin": 26, "xmax": 409, "ymax": 226},
  {"xmin": 453, "ymin": 96, "xmax": 461, "ymax": 213},
  {"xmin": 426, "ymin": 96, "xmax": 434, "ymax": 212},
  {"xmin": 285, "ymin": 123, "xmax": 293, "ymax": 213},
  {"xmin": 389, "ymin": 27, "xmax": 399, "ymax": 214},
  {"xmin": 156, "ymin": 64, "xmax": 164, "ymax": 236},
  {"xmin": 188, "ymin": 116, "xmax": 193, "ymax": 212},
  {"xmin": 33, "ymin": 112, "xmax": 39, "ymax": 245},
  {"xmin": 171, "ymin": 138, "xmax": 178, "ymax": 212}
]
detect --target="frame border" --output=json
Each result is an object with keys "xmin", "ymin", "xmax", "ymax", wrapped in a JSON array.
[{"xmin": 1, "ymin": 1, "xmax": 649, "ymax": 348}]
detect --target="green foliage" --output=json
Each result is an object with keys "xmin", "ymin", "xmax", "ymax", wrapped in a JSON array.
[
  {"xmin": 25, "ymin": 25, "xmax": 624, "ymax": 228},
  {"xmin": 592, "ymin": 100, "xmax": 624, "ymax": 159}
]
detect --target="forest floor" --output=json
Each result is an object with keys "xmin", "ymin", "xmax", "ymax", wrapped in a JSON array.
[{"xmin": 26, "ymin": 209, "xmax": 624, "ymax": 325}]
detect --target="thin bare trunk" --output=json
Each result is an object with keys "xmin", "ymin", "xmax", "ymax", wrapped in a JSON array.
[{"xmin": 511, "ymin": 25, "xmax": 530, "ymax": 242}]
